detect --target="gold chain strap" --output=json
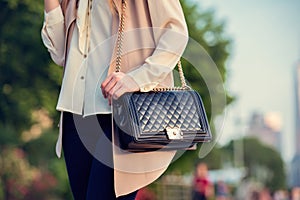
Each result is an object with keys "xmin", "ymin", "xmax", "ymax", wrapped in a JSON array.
[
  {"xmin": 115, "ymin": 0, "xmax": 190, "ymax": 91},
  {"xmin": 115, "ymin": 0, "xmax": 126, "ymax": 72}
]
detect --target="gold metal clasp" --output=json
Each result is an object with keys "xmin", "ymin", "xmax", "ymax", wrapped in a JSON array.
[{"xmin": 166, "ymin": 127, "xmax": 183, "ymax": 140}]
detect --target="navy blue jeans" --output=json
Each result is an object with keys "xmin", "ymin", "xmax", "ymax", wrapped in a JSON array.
[{"xmin": 62, "ymin": 112, "xmax": 137, "ymax": 200}]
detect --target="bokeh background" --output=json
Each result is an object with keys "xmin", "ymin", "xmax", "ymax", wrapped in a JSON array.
[{"xmin": 0, "ymin": 0, "xmax": 300, "ymax": 199}]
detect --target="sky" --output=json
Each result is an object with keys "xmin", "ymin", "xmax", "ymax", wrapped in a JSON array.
[{"xmin": 195, "ymin": 0, "xmax": 300, "ymax": 162}]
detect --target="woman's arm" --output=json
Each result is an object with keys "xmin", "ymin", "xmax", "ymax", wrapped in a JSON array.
[
  {"xmin": 126, "ymin": 0, "xmax": 189, "ymax": 92},
  {"xmin": 101, "ymin": 0, "xmax": 189, "ymax": 104},
  {"xmin": 44, "ymin": 0, "xmax": 60, "ymax": 13},
  {"xmin": 41, "ymin": 0, "xmax": 65, "ymax": 66}
]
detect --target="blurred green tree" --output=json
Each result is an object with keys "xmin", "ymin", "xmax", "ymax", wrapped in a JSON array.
[
  {"xmin": 223, "ymin": 137, "xmax": 286, "ymax": 191},
  {"xmin": 181, "ymin": 0, "xmax": 233, "ymax": 116},
  {"xmin": 0, "ymin": 1, "xmax": 67, "ymax": 199},
  {"xmin": 168, "ymin": 146, "xmax": 223, "ymax": 174},
  {"xmin": 0, "ymin": 0, "xmax": 62, "ymax": 133},
  {"xmin": 167, "ymin": 0, "xmax": 233, "ymax": 174}
]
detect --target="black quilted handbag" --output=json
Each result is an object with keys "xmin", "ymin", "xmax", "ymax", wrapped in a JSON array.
[{"xmin": 112, "ymin": 0, "xmax": 212, "ymax": 152}]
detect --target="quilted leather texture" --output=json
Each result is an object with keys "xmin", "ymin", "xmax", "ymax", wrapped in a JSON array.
[
  {"xmin": 113, "ymin": 90, "xmax": 212, "ymax": 151},
  {"xmin": 131, "ymin": 91, "xmax": 202, "ymax": 133}
]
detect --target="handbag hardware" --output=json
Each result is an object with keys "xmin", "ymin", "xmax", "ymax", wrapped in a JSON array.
[
  {"xmin": 112, "ymin": 0, "xmax": 212, "ymax": 151},
  {"xmin": 166, "ymin": 127, "xmax": 183, "ymax": 140}
]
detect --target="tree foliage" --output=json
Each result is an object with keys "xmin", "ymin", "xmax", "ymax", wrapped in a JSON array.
[
  {"xmin": 0, "ymin": 1, "xmax": 67, "ymax": 199},
  {"xmin": 167, "ymin": 0, "xmax": 233, "ymax": 174},
  {"xmin": 168, "ymin": 146, "xmax": 223, "ymax": 174},
  {"xmin": 181, "ymin": 0, "xmax": 234, "ymax": 117},
  {"xmin": 223, "ymin": 137, "xmax": 286, "ymax": 191},
  {"xmin": 0, "ymin": 0, "xmax": 62, "ymax": 132}
]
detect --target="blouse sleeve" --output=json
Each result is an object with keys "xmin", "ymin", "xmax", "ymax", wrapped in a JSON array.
[
  {"xmin": 41, "ymin": 6, "xmax": 65, "ymax": 66},
  {"xmin": 127, "ymin": 0, "xmax": 189, "ymax": 92}
]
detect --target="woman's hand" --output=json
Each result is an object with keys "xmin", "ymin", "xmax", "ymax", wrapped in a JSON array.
[{"xmin": 101, "ymin": 72, "xmax": 139, "ymax": 105}]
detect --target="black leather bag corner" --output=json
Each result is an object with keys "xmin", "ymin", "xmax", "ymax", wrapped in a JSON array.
[{"xmin": 113, "ymin": 90, "xmax": 212, "ymax": 152}]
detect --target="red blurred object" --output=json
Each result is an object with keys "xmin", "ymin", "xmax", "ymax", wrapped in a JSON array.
[{"xmin": 135, "ymin": 187, "xmax": 156, "ymax": 200}]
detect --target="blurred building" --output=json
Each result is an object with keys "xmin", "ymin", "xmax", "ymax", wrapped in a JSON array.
[
  {"xmin": 246, "ymin": 112, "xmax": 282, "ymax": 153},
  {"xmin": 290, "ymin": 63, "xmax": 300, "ymax": 187}
]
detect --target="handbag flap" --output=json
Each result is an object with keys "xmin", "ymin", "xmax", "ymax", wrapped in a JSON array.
[{"xmin": 131, "ymin": 91, "xmax": 204, "ymax": 134}]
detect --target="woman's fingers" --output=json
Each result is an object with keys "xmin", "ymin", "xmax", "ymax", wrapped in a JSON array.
[
  {"xmin": 101, "ymin": 73, "xmax": 113, "ymax": 97},
  {"xmin": 101, "ymin": 72, "xmax": 139, "ymax": 105},
  {"xmin": 113, "ymin": 76, "xmax": 139, "ymax": 99},
  {"xmin": 101, "ymin": 72, "xmax": 119, "ymax": 98}
]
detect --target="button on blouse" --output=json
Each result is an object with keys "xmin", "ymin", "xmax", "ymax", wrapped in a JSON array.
[{"xmin": 55, "ymin": 0, "xmax": 113, "ymax": 116}]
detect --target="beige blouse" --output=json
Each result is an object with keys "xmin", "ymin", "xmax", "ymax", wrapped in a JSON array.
[{"xmin": 43, "ymin": 0, "xmax": 113, "ymax": 116}]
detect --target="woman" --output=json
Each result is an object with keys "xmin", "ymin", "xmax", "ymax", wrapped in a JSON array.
[
  {"xmin": 41, "ymin": 0, "xmax": 188, "ymax": 199},
  {"xmin": 192, "ymin": 163, "xmax": 214, "ymax": 200}
]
